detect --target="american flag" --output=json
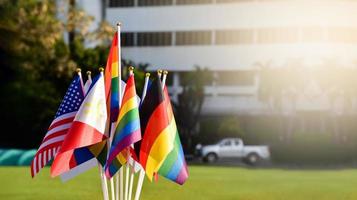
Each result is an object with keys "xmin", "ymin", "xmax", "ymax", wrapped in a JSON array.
[{"xmin": 31, "ymin": 74, "xmax": 84, "ymax": 177}]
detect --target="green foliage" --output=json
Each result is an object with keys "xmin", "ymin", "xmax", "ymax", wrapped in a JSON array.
[
  {"xmin": 200, "ymin": 115, "xmax": 357, "ymax": 164},
  {"xmin": 218, "ymin": 116, "xmax": 244, "ymax": 138},
  {"xmin": 0, "ymin": 0, "xmax": 127, "ymax": 148},
  {"xmin": 271, "ymin": 132, "xmax": 357, "ymax": 164},
  {"xmin": 174, "ymin": 67, "xmax": 214, "ymax": 152}
]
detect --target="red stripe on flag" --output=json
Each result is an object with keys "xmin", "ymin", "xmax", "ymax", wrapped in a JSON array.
[
  {"xmin": 58, "ymin": 121, "xmax": 107, "ymax": 154},
  {"xmin": 42, "ymin": 130, "xmax": 68, "ymax": 143},
  {"xmin": 36, "ymin": 141, "xmax": 63, "ymax": 154},
  {"xmin": 48, "ymin": 117, "xmax": 75, "ymax": 130},
  {"xmin": 105, "ymin": 32, "xmax": 118, "ymax": 100},
  {"xmin": 121, "ymin": 75, "xmax": 135, "ymax": 104},
  {"xmin": 69, "ymin": 154, "xmax": 77, "ymax": 169}
]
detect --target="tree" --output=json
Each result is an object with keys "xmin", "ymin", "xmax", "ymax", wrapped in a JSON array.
[
  {"xmin": 218, "ymin": 116, "xmax": 245, "ymax": 138},
  {"xmin": 257, "ymin": 60, "xmax": 306, "ymax": 142},
  {"xmin": 0, "ymin": 0, "xmax": 120, "ymax": 148},
  {"xmin": 0, "ymin": 0, "xmax": 74, "ymax": 148},
  {"xmin": 173, "ymin": 67, "xmax": 214, "ymax": 152}
]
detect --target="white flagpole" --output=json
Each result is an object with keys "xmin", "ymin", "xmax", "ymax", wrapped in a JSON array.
[
  {"xmin": 119, "ymin": 167, "xmax": 123, "ymax": 200},
  {"xmin": 134, "ymin": 169, "xmax": 145, "ymax": 200},
  {"xmin": 99, "ymin": 68, "xmax": 110, "ymax": 200},
  {"xmin": 141, "ymin": 73, "xmax": 150, "ymax": 101},
  {"xmin": 124, "ymin": 67, "xmax": 135, "ymax": 200},
  {"xmin": 162, "ymin": 70, "xmax": 168, "ymax": 90},
  {"xmin": 99, "ymin": 164, "xmax": 110, "ymax": 200},
  {"xmin": 76, "ymin": 68, "xmax": 84, "ymax": 91},
  {"xmin": 125, "ymin": 159, "xmax": 130, "ymax": 200},
  {"xmin": 128, "ymin": 163, "xmax": 135, "ymax": 200},
  {"xmin": 130, "ymin": 72, "xmax": 150, "ymax": 200},
  {"xmin": 135, "ymin": 70, "xmax": 166, "ymax": 200},
  {"xmin": 117, "ymin": 22, "xmax": 124, "ymax": 200},
  {"xmin": 87, "ymin": 70, "xmax": 92, "ymax": 82},
  {"xmin": 158, "ymin": 69, "xmax": 163, "ymax": 80}
]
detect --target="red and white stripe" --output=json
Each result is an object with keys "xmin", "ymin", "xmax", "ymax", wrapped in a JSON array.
[{"xmin": 31, "ymin": 111, "xmax": 76, "ymax": 177}]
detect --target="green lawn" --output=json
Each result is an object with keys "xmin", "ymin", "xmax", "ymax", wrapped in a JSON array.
[{"xmin": 1, "ymin": 166, "xmax": 357, "ymax": 200}]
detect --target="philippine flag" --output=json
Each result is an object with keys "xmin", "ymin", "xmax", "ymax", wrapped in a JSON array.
[{"xmin": 51, "ymin": 71, "xmax": 108, "ymax": 177}]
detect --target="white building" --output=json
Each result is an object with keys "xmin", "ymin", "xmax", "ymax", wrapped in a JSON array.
[{"xmin": 78, "ymin": 0, "xmax": 357, "ymax": 116}]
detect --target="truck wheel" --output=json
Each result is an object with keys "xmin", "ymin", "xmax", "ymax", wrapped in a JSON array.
[
  {"xmin": 204, "ymin": 153, "xmax": 218, "ymax": 163},
  {"xmin": 245, "ymin": 153, "xmax": 260, "ymax": 165}
]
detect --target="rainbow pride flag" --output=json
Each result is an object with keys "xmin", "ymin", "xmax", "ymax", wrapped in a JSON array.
[
  {"xmin": 158, "ymin": 88, "xmax": 189, "ymax": 185},
  {"xmin": 104, "ymin": 32, "xmax": 120, "ymax": 123},
  {"xmin": 139, "ymin": 77, "xmax": 175, "ymax": 181},
  {"xmin": 105, "ymin": 74, "xmax": 141, "ymax": 178}
]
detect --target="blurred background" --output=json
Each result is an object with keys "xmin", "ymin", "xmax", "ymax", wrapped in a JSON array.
[{"xmin": 2, "ymin": 0, "xmax": 357, "ymax": 167}]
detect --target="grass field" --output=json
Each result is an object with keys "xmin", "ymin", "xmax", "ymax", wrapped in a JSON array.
[{"xmin": 1, "ymin": 166, "xmax": 357, "ymax": 200}]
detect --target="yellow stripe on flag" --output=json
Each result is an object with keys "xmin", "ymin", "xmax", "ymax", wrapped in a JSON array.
[
  {"xmin": 116, "ymin": 152, "xmax": 127, "ymax": 165},
  {"xmin": 145, "ymin": 118, "xmax": 176, "ymax": 181},
  {"xmin": 111, "ymin": 61, "xmax": 119, "ymax": 77},
  {"xmin": 116, "ymin": 97, "xmax": 138, "ymax": 123}
]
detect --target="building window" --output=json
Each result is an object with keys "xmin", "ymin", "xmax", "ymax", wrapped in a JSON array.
[
  {"xmin": 109, "ymin": 0, "xmax": 134, "ymax": 7},
  {"xmin": 176, "ymin": 31, "xmax": 212, "ymax": 45},
  {"xmin": 257, "ymin": 28, "xmax": 298, "ymax": 43},
  {"xmin": 137, "ymin": 32, "xmax": 172, "ymax": 46},
  {"xmin": 216, "ymin": 71, "xmax": 255, "ymax": 86},
  {"xmin": 176, "ymin": 0, "xmax": 212, "ymax": 5},
  {"xmin": 329, "ymin": 28, "xmax": 357, "ymax": 43},
  {"xmin": 216, "ymin": 0, "xmax": 253, "ymax": 3},
  {"xmin": 216, "ymin": 30, "xmax": 253, "ymax": 44},
  {"xmin": 301, "ymin": 27, "xmax": 324, "ymax": 42},
  {"xmin": 138, "ymin": 0, "xmax": 172, "ymax": 6},
  {"xmin": 121, "ymin": 32, "xmax": 135, "ymax": 47}
]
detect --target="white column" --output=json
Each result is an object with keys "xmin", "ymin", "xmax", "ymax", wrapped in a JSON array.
[
  {"xmin": 211, "ymin": 30, "xmax": 216, "ymax": 45},
  {"xmin": 172, "ymin": 31, "xmax": 176, "ymax": 46},
  {"xmin": 172, "ymin": 72, "xmax": 180, "ymax": 103},
  {"xmin": 253, "ymin": 71, "xmax": 260, "ymax": 96}
]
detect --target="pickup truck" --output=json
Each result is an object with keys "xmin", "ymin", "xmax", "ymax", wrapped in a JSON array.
[{"xmin": 195, "ymin": 138, "xmax": 270, "ymax": 165}]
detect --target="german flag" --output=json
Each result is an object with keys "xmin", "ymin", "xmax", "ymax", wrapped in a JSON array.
[{"xmin": 138, "ymin": 76, "xmax": 175, "ymax": 181}]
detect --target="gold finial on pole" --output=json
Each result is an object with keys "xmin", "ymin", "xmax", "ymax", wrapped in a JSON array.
[
  {"xmin": 128, "ymin": 66, "xmax": 134, "ymax": 75},
  {"xmin": 99, "ymin": 67, "xmax": 104, "ymax": 72},
  {"xmin": 76, "ymin": 68, "xmax": 81, "ymax": 73},
  {"xmin": 117, "ymin": 22, "xmax": 122, "ymax": 26},
  {"xmin": 163, "ymin": 70, "xmax": 168, "ymax": 75},
  {"xmin": 86, "ymin": 71, "xmax": 91, "ymax": 76},
  {"xmin": 145, "ymin": 73, "xmax": 151, "ymax": 77},
  {"xmin": 157, "ymin": 69, "xmax": 163, "ymax": 75}
]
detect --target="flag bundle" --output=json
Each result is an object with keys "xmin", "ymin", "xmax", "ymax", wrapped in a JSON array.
[
  {"xmin": 31, "ymin": 27, "xmax": 188, "ymax": 200},
  {"xmin": 105, "ymin": 72, "xmax": 141, "ymax": 178}
]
